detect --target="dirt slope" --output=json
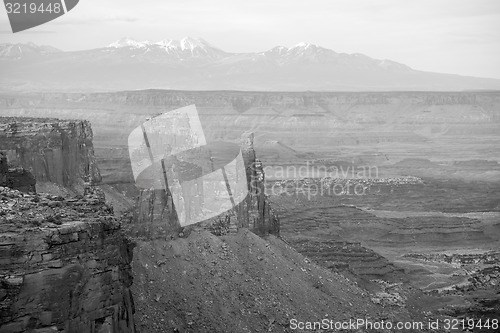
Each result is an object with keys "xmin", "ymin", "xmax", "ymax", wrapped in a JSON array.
[{"xmin": 131, "ymin": 229, "xmax": 423, "ymax": 333}]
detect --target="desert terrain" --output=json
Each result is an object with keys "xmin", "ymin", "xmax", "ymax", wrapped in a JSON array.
[{"xmin": 1, "ymin": 90, "xmax": 499, "ymax": 331}]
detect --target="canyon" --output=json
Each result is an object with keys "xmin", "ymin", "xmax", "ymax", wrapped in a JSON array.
[
  {"xmin": 1, "ymin": 90, "xmax": 499, "ymax": 331},
  {"xmin": 0, "ymin": 115, "xmax": 407, "ymax": 333},
  {"xmin": 0, "ymin": 90, "xmax": 499, "ymax": 184}
]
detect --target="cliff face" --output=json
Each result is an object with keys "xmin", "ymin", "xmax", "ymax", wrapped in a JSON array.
[
  {"xmin": 0, "ymin": 118, "xmax": 134, "ymax": 332},
  {"xmin": 1, "ymin": 91, "xmax": 499, "ymax": 184},
  {"xmin": 0, "ymin": 114, "xmax": 283, "ymax": 333},
  {"xmin": 0, "ymin": 186, "xmax": 135, "ymax": 333},
  {"xmin": 0, "ymin": 153, "xmax": 36, "ymax": 193},
  {"xmin": 239, "ymin": 133, "xmax": 280, "ymax": 236},
  {"xmin": 0, "ymin": 118, "xmax": 101, "ymax": 187},
  {"xmin": 2, "ymin": 91, "xmax": 499, "ymax": 144},
  {"xmin": 128, "ymin": 132, "xmax": 279, "ymax": 238}
]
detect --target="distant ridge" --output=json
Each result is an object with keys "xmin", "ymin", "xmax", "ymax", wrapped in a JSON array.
[{"xmin": 1, "ymin": 37, "xmax": 500, "ymax": 92}]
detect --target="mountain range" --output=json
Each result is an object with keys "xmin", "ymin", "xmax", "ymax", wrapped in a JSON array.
[{"xmin": 1, "ymin": 37, "xmax": 499, "ymax": 92}]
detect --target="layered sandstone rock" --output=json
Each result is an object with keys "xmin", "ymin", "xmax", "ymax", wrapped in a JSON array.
[
  {"xmin": 0, "ymin": 186, "xmax": 135, "ymax": 333},
  {"xmin": 0, "ymin": 115, "xmax": 284, "ymax": 333},
  {"xmin": 289, "ymin": 238, "xmax": 405, "ymax": 280},
  {"xmin": 0, "ymin": 118, "xmax": 101, "ymax": 187},
  {"xmin": 0, "ymin": 152, "xmax": 36, "ymax": 193},
  {"xmin": 1, "ymin": 90, "xmax": 499, "ymax": 162},
  {"xmin": 1, "ymin": 90, "xmax": 499, "ymax": 185}
]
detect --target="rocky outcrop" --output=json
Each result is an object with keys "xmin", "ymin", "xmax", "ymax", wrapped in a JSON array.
[
  {"xmin": 127, "ymin": 132, "xmax": 279, "ymax": 239},
  {"xmin": 0, "ymin": 186, "xmax": 135, "ymax": 333},
  {"xmin": 0, "ymin": 117, "xmax": 101, "ymax": 187},
  {"xmin": 0, "ymin": 152, "xmax": 36, "ymax": 193},
  {"xmin": 239, "ymin": 133, "xmax": 280, "ymax": 236}
]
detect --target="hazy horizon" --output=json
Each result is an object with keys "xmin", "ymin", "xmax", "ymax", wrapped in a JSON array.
[{"xmin": 1, "ymin": 0, "xmax": 500, "ymax": 80}]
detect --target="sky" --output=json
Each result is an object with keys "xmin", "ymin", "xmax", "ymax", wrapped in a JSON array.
[{"xmin": 1, "ymin": 0, "xmax": 500, "ymax": 79}]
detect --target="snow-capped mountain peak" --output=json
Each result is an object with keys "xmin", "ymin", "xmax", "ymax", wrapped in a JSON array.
[
  {"xmin": 292, "ymin": 42, "xmax": 313, "ymax": 49},
  {"xmin": 108, "ymin": 37, "xmax": 151, "ymax": 48},
  {"xmin": 154, "ymin": 37, "xmax": 210, "ymax": 50},
  {"xmin": 180, "ymin": 37, "xmax": 212, "ymax": 50},
  {"xmin": 109, "ymin": 37, "xmax": 213, "ymax": 49},
  {"xmin": 264, "ymin": 46, "xmax": 288, "ymax": 55},
  {"xmin": 108, "ymin": 37, "xmax": 225, "ymax": 59}
]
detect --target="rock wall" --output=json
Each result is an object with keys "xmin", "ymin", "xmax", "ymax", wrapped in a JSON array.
[
  {"xmin": 2, "ymin": 91, "xmax": 499, "ymax": 147},
  {"xmin": 239, "ymin": 132, "xmax": 280, "ymax": 236},
  {"xmin": 0, "ymin": 186, "xmax": 135, "ymax": 333},
  {"xmin": 0, "ymin": 152, "xmax": 36, "ymax": 193},
  {"xmin": 0, "ymin": 118, "xmax": 101, "ymax": 187},
  {"xmin": 1, "ymin": 91, "xmax": 499, "ymax": 184},
  {"xmin": 127, "ymin": 132, "xmax": 279, "ymax": 239}
]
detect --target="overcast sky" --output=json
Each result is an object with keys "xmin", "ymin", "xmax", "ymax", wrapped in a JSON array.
[{"xmin": 1, "ymin": 0, "xmax": 499, "ymax": 79}]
